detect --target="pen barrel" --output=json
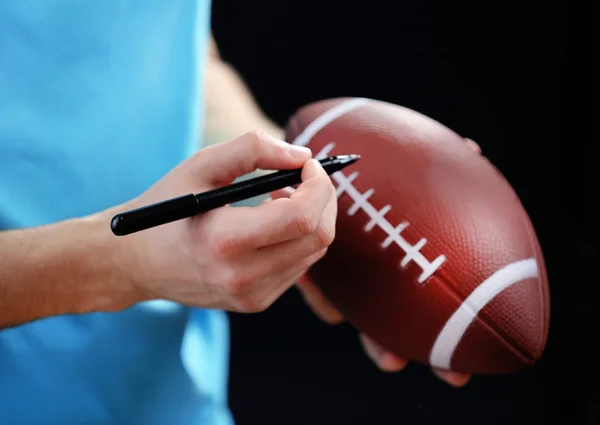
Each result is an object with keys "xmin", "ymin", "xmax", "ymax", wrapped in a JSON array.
[
  {"xmin": 110, "ymin": 194, "xmax": 200, "ymax": 236},
  {"xmin": 109, "ymin": 156, "xmax": 357, "ymax": 236},
  {"xmin": 195, "ymin": 171, "xmax": 300, "ymax": 207}
]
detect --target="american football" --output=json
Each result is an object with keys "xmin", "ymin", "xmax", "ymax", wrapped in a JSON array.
[{"xmin": 285, "ymin": 97, "xmax": 550, "ymax": 374}]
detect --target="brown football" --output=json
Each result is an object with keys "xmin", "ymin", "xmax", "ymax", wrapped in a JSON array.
[{"xmin": 285, "ymin": 97, "xmax": 550, "ymax": 374}]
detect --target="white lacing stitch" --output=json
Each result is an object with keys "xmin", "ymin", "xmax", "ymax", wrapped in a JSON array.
[{"xmin": 316, "ymin": 142, "xmax": 446, "ymax": 284}]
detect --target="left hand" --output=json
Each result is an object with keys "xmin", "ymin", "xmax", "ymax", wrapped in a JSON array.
[{"xmin": 296, "ymin": 263, "xmax": 471, "ymax": 387}]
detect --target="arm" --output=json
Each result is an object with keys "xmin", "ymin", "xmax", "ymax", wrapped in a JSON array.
[
  {"xmin": 0, "ymin": 34, "xmax": 319, "ymax": 332},
  {"xmin": 0, "ymin": 134, "xmax": 332, "ymax": 331},
  {"xmin": 0, "ymin": 212, "xmax": 135, "ymax": 329},
  {"xmin": 205, "ymin": 32, "xmax": 472, "ymax": 387},
  {"xmin": 203, "ymin": 33, "xmax": 284, "ymax": 148}
]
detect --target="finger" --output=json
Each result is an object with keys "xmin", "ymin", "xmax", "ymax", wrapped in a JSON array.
[
  {"xmin": 205, "ymin": 159, "xmax": 335, "ymax": 255},
  {"xmin": 246, "ymin": 229, "xmax": 330, "ymax": 286},
  {"xmin": 359, "ymin": 333, "xmax": 408, "ymax": 372},
  {"xmin": 250, "ymin": 184, "xmax": 336, "ymax": 266},
  {"xmin": 431, "ymin": 368, "xmax": 471, "ymax": 387},
  {"xmin": 251, "ymin": 159, "xmax": 335, "ymax": 247},
  {"xmin": 194, "ymin": 130, "xmax": 312, "ymax": 186},
  {"xmin": 236, "ymin": 248, "xmax": 329, "ymax": 312},
  {"xmin": 226, "ymin": 191, "xmax": 335, "ymax": 308},
  {"xmin": 296, "ymin": 274, "xmax": 344, "ymax": 325},
  {"xmin": 258, "ymin": 249, "xmax": 329, "ymax": 310}
]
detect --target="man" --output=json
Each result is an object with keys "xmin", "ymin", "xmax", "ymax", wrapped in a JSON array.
[{"xmin": 0, "ymin": 1, "xmax": 468, "ymax": 424}]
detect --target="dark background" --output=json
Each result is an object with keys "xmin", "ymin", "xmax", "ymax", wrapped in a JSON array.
[{"xmin": 211, "ymin": 2, "xmax": 591, "ymax": 424}]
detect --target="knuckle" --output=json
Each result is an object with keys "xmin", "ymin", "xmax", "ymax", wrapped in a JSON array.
[
  {"xmin": 294, "ymin": 209, "xmax": 319, "ymax": 236},
  {"xmin": 211, "ymin": 234, "xmax": 240, "ymax": 257},
  {"xmin": 211, "ymin": 231, "xmax": 251, "ymax": 258},
  {"xmin": 245, "ymin": 130, "xmax": 267, "ymax": 154},
  {"xmin": 224, "ymin": 270, "xmax": 254, "ymax": 296}
]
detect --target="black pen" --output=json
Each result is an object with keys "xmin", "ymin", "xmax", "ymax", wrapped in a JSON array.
[{"xmin": 110, "ymin": 154, "xmax": 360, "ymax": 236}]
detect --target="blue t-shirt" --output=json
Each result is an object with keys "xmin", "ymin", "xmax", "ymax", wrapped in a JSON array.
[{"xmin": 0, "ymin": 1, "xmax": 234, "ymax": 424}]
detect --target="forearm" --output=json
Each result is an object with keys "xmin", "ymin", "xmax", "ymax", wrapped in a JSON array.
[
  {"xmin": 203, "ymin": 33, "xmax": 284, "ymax": 149},
  {"xmin": 0, "ymin": 211, "xmax": 136, "ymax": 329},
  {"xmin": 203, "ymin": 45, "xmax": 284, "ymax": 190}
]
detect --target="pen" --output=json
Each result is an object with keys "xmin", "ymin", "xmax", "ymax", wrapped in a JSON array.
[{"xmin": 110, "ymin": 154, "xmax": 360, "ymax": 236}]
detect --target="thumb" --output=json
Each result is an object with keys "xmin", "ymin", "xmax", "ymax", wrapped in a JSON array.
[{"xmin": 195, "ymin": 131, "xmax": 312, "ymax": 186}]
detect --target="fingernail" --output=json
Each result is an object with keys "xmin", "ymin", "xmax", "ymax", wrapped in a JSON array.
[
  {"xmin": 380, "ymin": 353, "xmax": 408, "ymax": 372},
  {"xmin": 288, "ymin": 144, "xmax": 312, "ymax": 159}
]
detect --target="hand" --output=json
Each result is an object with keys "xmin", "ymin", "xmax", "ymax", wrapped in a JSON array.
[
  {"xmin": 296, "ymin": 274, "xmax": 471, "ymax": 387},
  {"xmin": 295, "ymin": 137, "xmax": 483, "ymax": 388},
  {"xmin": 113, "ymin": 131, "xmax": 338, "ymax": 313}
]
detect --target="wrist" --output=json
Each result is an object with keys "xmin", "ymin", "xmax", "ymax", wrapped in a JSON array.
[{"xmin": 76, "ymin": 207, "xmax": 145, "ymax": 313}]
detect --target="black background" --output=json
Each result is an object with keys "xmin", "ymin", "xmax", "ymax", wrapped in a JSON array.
[{"xmin": 211, "ymin": 2, "xmax": 591, "ymax": 424}]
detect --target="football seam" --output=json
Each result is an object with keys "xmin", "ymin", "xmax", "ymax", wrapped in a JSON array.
[
  {"xmin": 313, "ymin": 140, "xmax": 448, "ymax": 284},
  {"xmin": 436, "ymin": 267, "xmax": 538, "ymax": 366}
]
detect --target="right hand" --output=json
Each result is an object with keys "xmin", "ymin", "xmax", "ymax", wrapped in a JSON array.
[{"xmin": 113, "ymin": 131, "xmax": 337, "ymax": 313}]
